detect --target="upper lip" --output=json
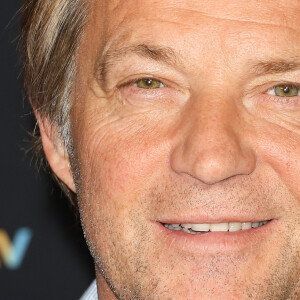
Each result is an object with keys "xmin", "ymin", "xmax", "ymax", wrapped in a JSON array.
[
  {"xmin": 154, "ymin": 203, "xmax": 279, "ymax": 224},
  {"xmin": 156, "ymin": 213, "xmax": 275, "ymax": 224}
]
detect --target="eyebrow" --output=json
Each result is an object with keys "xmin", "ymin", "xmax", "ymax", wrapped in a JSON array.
[
  {"xmin": 251, "ymin": 59, "xmax": 300, "ymax": 75},
  {"xmin": 95, "ymin": 42, "xmax": 300, "ymax": 89},
  {"xmin": 95, "ymin": 43, "xmax": 180, "ymax": 87}
]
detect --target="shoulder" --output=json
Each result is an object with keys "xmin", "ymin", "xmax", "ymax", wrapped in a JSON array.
[{"xmin": 80, "ymin": 280, "xmax": 98, "ymax": 300}]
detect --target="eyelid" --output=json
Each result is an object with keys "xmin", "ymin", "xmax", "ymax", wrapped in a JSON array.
[
  {"xmin": 119, "ymin": 76, "xmax": 167, "ymax": 89},
  {"xmin": 134, "ymin": 78, "xmax": 165, "ymax": 88},
  {"xmin": 266, "ymin": 83, "xmax": 300, "ymax": 96}
]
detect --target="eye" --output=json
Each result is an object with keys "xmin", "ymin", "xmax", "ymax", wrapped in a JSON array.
[
  {"xmin": 134, "ymin": 78, "xmax": 164, "ymax": 89},
  {"xmin": 267, "ymin": 84, "xmax": 300, "ymax": 97}
]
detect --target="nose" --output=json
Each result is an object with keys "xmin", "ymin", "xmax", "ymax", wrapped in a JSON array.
[{"xmin": 170, "ymin": 98, "xmax": 256, "ymax": 185}]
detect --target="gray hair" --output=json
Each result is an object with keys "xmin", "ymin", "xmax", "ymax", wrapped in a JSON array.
[{"xmin": 20, "ymin": 0, "xmax": 88, "ymax": 205}]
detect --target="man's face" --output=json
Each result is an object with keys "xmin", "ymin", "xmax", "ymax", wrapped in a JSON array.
[{"xmin": 70, "ymin": 0, "xmax": 300, "ymax": 298}]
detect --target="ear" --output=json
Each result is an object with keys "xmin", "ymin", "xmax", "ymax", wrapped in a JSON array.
[{"xmin": 37, "ymin": 116, "xmax": 76, "ymax": 193}]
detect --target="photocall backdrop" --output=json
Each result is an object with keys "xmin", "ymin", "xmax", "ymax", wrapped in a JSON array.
[{"xmin": 0, "ymin": 1, "xmax": 95, "ymax": 299}]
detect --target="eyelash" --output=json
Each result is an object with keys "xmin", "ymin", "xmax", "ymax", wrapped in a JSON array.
[
  {"xmin": 117, "ymin": 77, "xmax": 170, "ymax": 103},
  {"xmin": 264, "ymin": 83, "xmax": 300, "ymax": 105},
  {"xmin": 266, "ymin": 83, "xmax": 300, "ymax": 96},
  {"xmin": 127, "ymin": 79, "xmax": 300, "ymax": 93},
  {"xmin": 120, "ymin": 77, "xmax": 166, "ymax": 89},
  {"xmin": 120, "ymin": 77, "xmax": 300, "ymax": 106}
]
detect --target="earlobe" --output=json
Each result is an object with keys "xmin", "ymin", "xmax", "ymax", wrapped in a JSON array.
[{"xmin": 37, "ymin": 116, "xmax": 76, "ymax": 193}]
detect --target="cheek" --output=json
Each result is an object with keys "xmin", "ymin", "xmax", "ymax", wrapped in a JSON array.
[
  {"xmin": 256, "ymin": 125, "xmax": 300, "ymax": 200},
  {"xmin": 75, "ymin": 113, "xmax": 171, "ymax": 202},
  {"xmin": 99, "ymin": 142, "xmax": 151, "ymax": 199}
]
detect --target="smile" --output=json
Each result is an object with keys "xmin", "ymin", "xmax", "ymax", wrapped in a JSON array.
[{"xmin": 163, "ymin": 221, "xmax": 270, "ymax": 234}]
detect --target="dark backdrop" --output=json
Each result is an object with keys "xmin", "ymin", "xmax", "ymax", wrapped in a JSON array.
[{"xmin": 0, "ymin": 2, "xmax": 94, "ymax": 299}]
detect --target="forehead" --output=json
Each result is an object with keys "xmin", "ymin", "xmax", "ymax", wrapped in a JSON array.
[
  {"xmin": 80, "ymin": 0, "xmax": 300, "ymax": 82},
  {"xmin": 91, "ymin": 0, "xmax": 300, "ymax": 31},
  {"xmin": 86, "ymin": 0, "xmax": 300, "ymax": 57}
]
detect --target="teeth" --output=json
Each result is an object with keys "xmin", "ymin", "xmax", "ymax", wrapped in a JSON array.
[
  {"xmin": 181, "ymin": 223, "xmax": 192, "ymax": 229},
  {"xmin": 172, "ymin": 226, "xmax": 181, "ymax": 231},
  {"xmin": 241, "ymin": 222, "xmax": 252, "ymax": 230},
  {"xmin": 190, "ymin": 223, "xmax": 210, "ymax": 232},
  {"xmin": 210, "ymin": 223, "xmax": 229, "ymax": 232},
  {"xmin": 171, "ymin": 224, "xmax": 180, "ymax": 228},
  {"xmin": 252, "ymin": 222, "xmax": 259, "ymax": 228},
  {"xmin": 229, "ymin": 222, "xmax": 242, "ymax": 232},
  {"xmin": 182, "ymin": 227, "xmax": 192, "ymax": 234},
  {"xmin": 164, "ymin": 221, "xmax": 269, "ymax": 234}
]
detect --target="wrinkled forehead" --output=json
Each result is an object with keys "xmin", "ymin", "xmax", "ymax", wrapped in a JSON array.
[
  {"xmin": 89, "ymin": 0, "xmax": 300, "ymax": 31},
  {"xmin": 83, "ymin": 0, "xmax": 300, "ymax": 58},
  {"xmin": 77, "ymin": 0, "xmax": 300, "ymax": 77}
]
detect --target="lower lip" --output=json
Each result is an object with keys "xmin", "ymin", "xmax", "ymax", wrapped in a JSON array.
[{"xmin": 154, "ymin": 220, "xmax": 277, "ymax": 253}]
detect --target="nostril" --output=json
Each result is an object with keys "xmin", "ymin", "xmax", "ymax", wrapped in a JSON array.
[
  {"xmin": 170, "ymin": 140, "xmax": 256, "ymax": 184},
  {"xmin": 190, "ymin": 158, "xmax": 238, "ymax": 185},
  {"xmin": 169, "ymin": 101, "xmax": 257, "ymax": 184}
]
